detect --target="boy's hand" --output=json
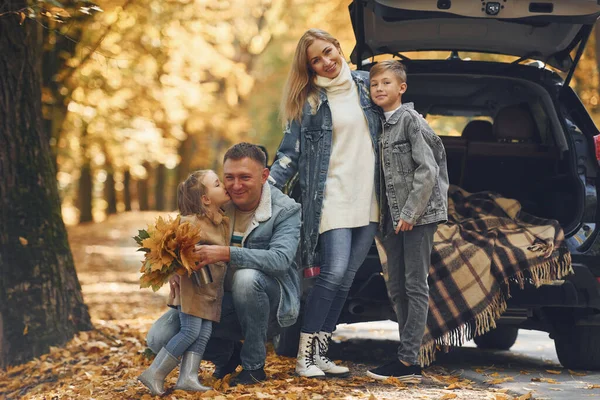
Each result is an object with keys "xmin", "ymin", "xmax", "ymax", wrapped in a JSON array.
[{"xmin": 395, "ymin": 219, "xmax": 414, "ymax": 233}]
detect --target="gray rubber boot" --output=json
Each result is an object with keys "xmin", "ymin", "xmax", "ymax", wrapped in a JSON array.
[
  {"xmin": 174, "ymin": 352, "xmax": 211, "ymax": 392},
  {"xmin": 138, "ymin": 347, "xmax": 179, "ymax": 395}
]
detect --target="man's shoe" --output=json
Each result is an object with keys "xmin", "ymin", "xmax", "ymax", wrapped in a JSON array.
[
  {"xmin": 212, "ymin": 342, "xmax": 242, "ymax": 379},
  {"xmin": 366, "ymin": 359, "xmax": 422, "ymax": 383},
  {"xmin": 230, "ymin": 368, "xmax": 267, "ymax": 386}
]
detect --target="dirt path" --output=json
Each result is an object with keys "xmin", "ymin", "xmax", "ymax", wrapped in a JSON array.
[{"xmin": 1, "ymin": 212, "xmax": 522, "ymax": 399}]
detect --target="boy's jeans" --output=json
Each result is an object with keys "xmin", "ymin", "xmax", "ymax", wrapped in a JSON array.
[
  {"xmin": 147, "ymin": 269, "xmax": 281, "ymax": 371},
  {"xmin": 381, "ymin": 222, "xmax": 437, "ymax": 365}
]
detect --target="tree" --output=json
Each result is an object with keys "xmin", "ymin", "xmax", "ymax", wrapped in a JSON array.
[{"xmin": 0, "ymin": 1, "xmax": 92, "ymax": 367}]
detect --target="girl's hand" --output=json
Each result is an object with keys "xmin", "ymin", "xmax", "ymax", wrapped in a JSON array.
[{"xmin": 395, "ymin": 219, "xmax": 414, "ymax": 233}]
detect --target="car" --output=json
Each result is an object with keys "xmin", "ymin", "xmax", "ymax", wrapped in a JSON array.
[{"xmin": 273, "ymin": 0, "xmax": 600, "ymax": 371}]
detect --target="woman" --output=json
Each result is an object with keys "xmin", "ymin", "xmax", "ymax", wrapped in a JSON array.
[{"xmin": 269, "ymin": 29, "xmax": 381, "ymax": 378}]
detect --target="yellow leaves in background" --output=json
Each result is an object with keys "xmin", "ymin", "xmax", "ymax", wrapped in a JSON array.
[{"xmin": 19, "ymin": 237, "xmax": 28, "ymax": 246}]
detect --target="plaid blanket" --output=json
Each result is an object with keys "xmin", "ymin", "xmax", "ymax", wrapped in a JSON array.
[{"xmin": 377, "ymin": 185, "xmax": 573, "ymax": 366}]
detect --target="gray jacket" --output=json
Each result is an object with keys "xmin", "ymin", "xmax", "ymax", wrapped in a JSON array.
[
  {"xmin": 225, "ymin": 183, "xmax": 301, "ymax": 328},
  {"xmin": 380, "ymin": 103, "xmax": 448, "ymax": 231}
]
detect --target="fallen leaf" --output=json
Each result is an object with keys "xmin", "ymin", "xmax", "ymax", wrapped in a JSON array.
[
  {"xmin": 23, "ymin": 325, "xmax": 28, "ymax": 335},
  {"xmin": 516, "ymin": 393, "xmax": 533, "ymax": 400},
  {"xmin": 19, "ymin": 237, "xmax": 28, "ymax": 246},
  {"xmin": 587, "ymin": 384, "xmax": 600, "ymax": 389},
  {"xmin": 568, "ymin": 369, "xmax": 587, "ymax": 376},
  {"xmin": 531, "ymin": 377, "xmax": 559, "ymax": 384},
  {"xmin": 545, "ymin": 369, "xmax": 562, "ymax": 375},
  {"xmin": 519, "ymin": 370, "xmax": 531, "ymax": 375},
  {"xmin": 440, "ymin": 394, "xmax": 457, "ymax": 399},
  {"xmin": 486, "ymin": 376, "xmax": 514, "ymax": 385}
]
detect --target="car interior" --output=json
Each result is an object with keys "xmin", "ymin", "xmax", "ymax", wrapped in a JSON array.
[{"xmin": 402, "ymin": 73, "xmax": 580, "ymax": 228}]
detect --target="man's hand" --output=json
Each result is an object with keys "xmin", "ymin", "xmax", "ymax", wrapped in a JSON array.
[
  {"xmin": 395, "ymin": 219, "xmax": 414, "ymax": 233},
  {"xmin": 194, "ymin": 245, "xmax": 231, "ymax": 267}
]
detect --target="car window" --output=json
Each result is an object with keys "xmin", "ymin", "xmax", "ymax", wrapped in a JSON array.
[{"xmin": 425, "ymin": 115, "xmax": 493, "ymax": 137}]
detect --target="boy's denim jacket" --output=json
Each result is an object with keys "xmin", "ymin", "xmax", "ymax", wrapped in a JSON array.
[
  {"xmin": 225, "ymin": 183, "xmax": 302, "ymax": 328},
  {"xmin": 380, "ymin": 103, "xmax": 449, "ymax": 233},
  {"xmin": 269, "ymin": 70, "xmax": 381, "ymax": 269}
]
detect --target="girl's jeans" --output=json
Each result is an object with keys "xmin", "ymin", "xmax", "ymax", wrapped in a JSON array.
[
  {"xmin": 380, "ymin": 222, "xmax": 437, "ymax": 365},
  {"xmin": 302, "ymin": 222, "xmax": 378, "ymax": 334},
  {"xmin": 164, "ymin": 307, "xmax": 212, "ymax": 358}
]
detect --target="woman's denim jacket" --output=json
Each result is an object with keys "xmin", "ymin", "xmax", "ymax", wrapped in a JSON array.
[
  {"xmin": 269, "ymin": 70, "xmax": 381, "ymax": 269},
  {"xmin": 379, "ymin": 103, "xmax": 448, "ymax": 235}
]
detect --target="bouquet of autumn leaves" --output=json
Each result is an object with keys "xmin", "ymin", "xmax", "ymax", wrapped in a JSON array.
[{"xmin": 134, "ymin": 215, "xmax": 203, "ymax": 292}]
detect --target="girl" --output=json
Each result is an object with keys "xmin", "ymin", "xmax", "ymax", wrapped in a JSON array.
[
  {"xmin": 138, "ymin": 170, "xmax": 230, "ymax": 395},
  {"xmin": 269, "ymin": 29, "xmax": 381, "ymax": 378}
]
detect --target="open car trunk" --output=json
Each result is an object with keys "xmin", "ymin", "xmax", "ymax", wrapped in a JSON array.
[{"xmin": 400, "ymin": 69, "xmax": 582, "ymax": 231}]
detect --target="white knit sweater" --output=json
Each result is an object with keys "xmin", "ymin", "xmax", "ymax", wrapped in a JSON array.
[{"xmin": 315, "ymin": 61, "xmax": 379, "ymax": 234}]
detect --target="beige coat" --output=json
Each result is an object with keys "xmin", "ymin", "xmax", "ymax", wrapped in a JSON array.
[{"xmin": 169, "ymin": 212, "xmax": 229, "ymax": 322}]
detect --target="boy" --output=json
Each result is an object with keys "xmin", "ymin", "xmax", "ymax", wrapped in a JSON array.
[{"xmin": 366, "ymin": 60, "xmax": 449, "ymax": 382}]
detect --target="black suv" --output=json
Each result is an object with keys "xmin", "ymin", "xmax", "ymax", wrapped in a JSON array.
[{"xmin": 273, "ymin": 0, "xmax": 600, "ymax": 370}]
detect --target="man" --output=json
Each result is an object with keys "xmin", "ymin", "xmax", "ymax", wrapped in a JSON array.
[{"xmin": 146, "ymin": 143, "xmax": 301, "ymax": 385}]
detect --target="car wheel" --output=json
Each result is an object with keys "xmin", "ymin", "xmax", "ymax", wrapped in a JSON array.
[
  {"xmin": 473, "ymin": 326, "xmax": 519, "ymax": 350},
  {"xmin": 554, "ymin": 326, "xmax": 600, "ymax": 370},
  {"xmin": 273, "ymin": 314, "xmax": 302, "ymax": 357}
]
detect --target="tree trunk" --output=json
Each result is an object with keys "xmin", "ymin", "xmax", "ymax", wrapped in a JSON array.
[
  {"xmin": 78, "ymin": 162, "xmax": 93, "ymax": 223},
  {"xmin": 137, "ymin": 163, "xmax": 150, "ymax": 212},
  {"xmin": 155, "ymin": 164, "xmax": 166, "ymax": 211},
  {"xmin": 123, "ymin": 170, "xmax": 132, "ymax": 212},
  {"xmin": 105, "ymin": 169, "xmax": 117, "ymax": 215},
  {"xmin": 0, "ymin": 5, "xmax": 92, "ymax": 367}
]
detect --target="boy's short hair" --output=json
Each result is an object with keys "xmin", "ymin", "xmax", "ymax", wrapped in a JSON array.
[
  {"xmin": 223, "ymin": 142, "xmax": 267, "ymax": 167},
  {"xmin": 369, "ymin": 60, "xmax": 407, "ymax": 84}
]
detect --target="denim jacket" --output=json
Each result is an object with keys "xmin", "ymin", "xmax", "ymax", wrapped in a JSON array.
[
  {"xmin": 269, "ymin": 70, "xmax": 381, "ymax": 269},
  {"xmin": 380, "ymin": 103, "xmax": 448, "ymax": 232},
  {"xmin": 225, "ymin": 183, "xmax": 301, "ymax": 328}
]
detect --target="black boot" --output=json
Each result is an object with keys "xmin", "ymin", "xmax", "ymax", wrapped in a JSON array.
[
  {"xmin": 231, "ymin": 367, "xmax": 267, "ymax": 386},
  {"xmin": 212, "ymin": 341, "xmax": 242, "ymax": 379}
]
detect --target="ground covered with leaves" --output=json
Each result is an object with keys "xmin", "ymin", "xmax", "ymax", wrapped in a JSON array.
[{"xmin": 1, "ymin": 212, "xmax": 532, "ymax": 399}]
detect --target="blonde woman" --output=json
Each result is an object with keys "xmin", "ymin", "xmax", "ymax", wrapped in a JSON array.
[{"xmin": 269, "ymin": 29, "xmax": 381, "ymax": 378}]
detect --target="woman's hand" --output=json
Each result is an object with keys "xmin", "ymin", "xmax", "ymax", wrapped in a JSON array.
[{"xmin": 395, "ymin": 219, "xmax": 414, "ymax": 233}]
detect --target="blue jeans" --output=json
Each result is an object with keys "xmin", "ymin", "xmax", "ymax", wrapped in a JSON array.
[
  {"xmin": 302, "ymin": 223, "xmax": 378, "ymax": 333},
  {"xmin": 164, "ymin": 308, "xmax": 212, "ymax": 357},
  {"xmin": 147, "ymin": 269, "xmax": 281, "ymax": 370}
]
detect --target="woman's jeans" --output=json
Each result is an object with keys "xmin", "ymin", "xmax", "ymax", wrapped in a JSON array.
[
  {"xmin": 302, "ymin": 222, "xmax": 378, "ymax": 334},
  {"xmin": 164, "ymin": 308, "xmax": 212, "ymax": 357}
]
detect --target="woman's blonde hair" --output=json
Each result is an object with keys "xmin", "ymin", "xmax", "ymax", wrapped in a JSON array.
[
  {"xmin": 280, "ymin": 29, "xmax": 342, "ymax": 123},
  {"xmin": 177, "ymin": 170, "xmax": 211, "ymax": 216}
]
